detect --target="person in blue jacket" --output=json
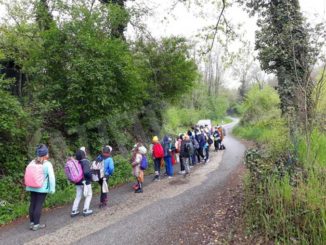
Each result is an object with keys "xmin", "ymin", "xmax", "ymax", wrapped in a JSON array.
[
  {"xmin": 95, "ymin": 145, "xmax": 114, "ymax": 208},
  {"xmin": 25, "ymin": 144, "xmax": 55, "ymax": 231}
]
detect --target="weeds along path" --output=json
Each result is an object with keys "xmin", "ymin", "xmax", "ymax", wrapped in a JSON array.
[{"xmin": 0, "ymin": 119, "xmax": 246, "ymax": 245}]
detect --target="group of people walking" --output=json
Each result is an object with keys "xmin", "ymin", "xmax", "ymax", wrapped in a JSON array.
[
  {"xmin": 23, "ymin": 124, "xmax": 225, "ymax": 231},
  {"xmin": 150, "ymin": 124, "xmax": 226, "ymax": 180}
]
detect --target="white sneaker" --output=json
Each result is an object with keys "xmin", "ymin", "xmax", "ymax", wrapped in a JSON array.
[
  {"xmin": 83, "ymin": 209, "xmax": 93, "ymax": 217},
  {"xmin": 70, "ymin": 210, "xmax": 80, "ymax": 217},
  {"xmin": 168, "ymin": 176, "xmax": 173, "ymax": 179},
  {"xmin": 178, "ymin": 170, "xmax": 186, "ymax": 175}
]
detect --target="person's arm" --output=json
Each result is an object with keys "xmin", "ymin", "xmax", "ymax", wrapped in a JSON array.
[
  {"xmin": 83, "ymin": 160, "xmax": 92, "ymax": 180},
  {"xmin": 104, "ymin": 158, "xmax": 114, "ymax": 177},
  {"xmin": 46, "ymin": 162, "xmax": 56, "ymax": 194},
  {"xmin": 132, "ymin": 154, "xmax": 142, "ymax": 167}
]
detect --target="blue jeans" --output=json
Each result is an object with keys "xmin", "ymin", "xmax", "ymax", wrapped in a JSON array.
[{"xmin": 164, "ymin": 156, "xmax": 173, "ymax": 176}]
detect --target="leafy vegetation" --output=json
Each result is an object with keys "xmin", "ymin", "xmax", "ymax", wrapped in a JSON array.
[
  {"xmin": 0, "ymin": 1, "xmax": 203, "ymax": 225},
  {"xmin": 235, "ymin": 84, "xmax": 326, "ymax": 244}
]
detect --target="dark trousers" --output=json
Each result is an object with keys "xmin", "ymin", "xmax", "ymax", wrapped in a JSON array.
[
  {"xmin": 191, "ymin": 154, "xmax": 197, "ymax": 165},
  {"xmin": 180, "ymin": 157, "xmax": 185, "ymax": 171},
  {"xmin": 98, "ymin": 178, "xmax": 108, "ymax": 204},
  {"xmin": 214, "ymin": 140, "xmax": 219, "ymax": 151},
  {"xmin": 197, "ymin": 147, "xmax": 205, "ymax": 162},
  {"xmin": 205, "ymin": 147, "xmax": 209, "ymax": 160},
  {"xmin": 29, "ymin": 192, "xmax": 47, "ymax": 225},
  {"xmin": 154, "ymin": 158, "xmax": 162, "ymax": 176}
]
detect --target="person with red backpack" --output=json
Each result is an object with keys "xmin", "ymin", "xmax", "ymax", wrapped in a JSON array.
[
  {"xmin": 70, "ymin": 147, "xmax": 93, "ymax": 217},
  {"xmin": 25, "ymin": 144, "xmax": 55, "ymax": 231},
  {"xmin": 151, "ymin": 136, "xmax": 164, "ymax": 181}
]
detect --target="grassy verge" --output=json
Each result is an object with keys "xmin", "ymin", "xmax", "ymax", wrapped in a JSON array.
[{"xmin": 235, "ymin": 122, "xmax": 326, "ymax": 244}]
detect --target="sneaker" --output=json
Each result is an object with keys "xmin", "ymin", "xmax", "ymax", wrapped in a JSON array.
[
  {"xmin": 178, "ymin": 170, "xmax": 186, "ymax": 175},
  {"xmin": 135, "ymin": 188, "xmax": 143, "ymax": 193},
  {"xmin": 153, "ymin": 175, "xmax": 160, "ymax": 181},
  {"xmin": 83, "ymin": 209, "xmax": 93, "ymax": 216},
  {"xmin": 70, "ymin": 210, "xmax": 80, "ymax": 217},
  {"xmin": 32, "ymin": 224, "xmax": 46, "ymax": 231},
  {"xmin": 29, "ymin": 222, "xmax": 34, "ymax": 230},
  {"xmin": 206, "ymin": 158, "xmax": 210, "ymax": 163},
  {"xmin": 168, "ymin": 176, "xmax": 173, "ymax": 179}
]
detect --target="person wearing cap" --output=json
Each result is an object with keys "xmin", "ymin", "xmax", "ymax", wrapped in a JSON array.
[
  {"xmin": 25, "ymin": 144, "xmax": 55, "ymax": 231},
  {"xmin": 180, "ymin": 134, "xmax": 194, "ymax": 177},
  {"xmin": 151, "ymin": 136, "xmax": 164, "ymax": 181},
  {"xmin": 131, "ymin": 143, "xmax": 147, "ymax": 193},
  {"xmin": 162, "ymin": 135, "xmax": 174, "ymax": 178},
  {"xmin": 94, "ymin": 145, "xmax": 115, "ymax": 208}
]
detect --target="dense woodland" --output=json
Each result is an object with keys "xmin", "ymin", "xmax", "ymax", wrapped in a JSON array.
[{"xmin": 0, "ymin": 0, "xmax": 325, "ymax": 244}]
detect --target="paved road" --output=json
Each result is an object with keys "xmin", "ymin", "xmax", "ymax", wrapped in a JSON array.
[{"xmin": 0, "ymin": 119, "xmax": 246, "ymax": 245}]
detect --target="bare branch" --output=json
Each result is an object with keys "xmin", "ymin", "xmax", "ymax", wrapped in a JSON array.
[{"xmin": 202, "ymin": 0, "xmax": 226, "ymax": 54}]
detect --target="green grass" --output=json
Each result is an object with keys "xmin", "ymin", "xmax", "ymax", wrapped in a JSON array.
[{"xmin": 237, "ymin": 121, "xmax": 326, "ymax": 244}]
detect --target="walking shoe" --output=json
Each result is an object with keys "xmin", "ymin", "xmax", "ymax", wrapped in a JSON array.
[
  {"xmin": 70, "ymin": 210, "xmax": 80, "ymax": 217},
  {"xmin": 206, "ymin": 158, "xmax": 210, "ymax": 163},
  {"xmin": 178, "ymin": 170, "xmax": 186, "ymax": 175},
  {"xmin": 29, "ymin": 222, "xmax": 34, "ymax": 230},
  {"xmin": 99, "ymin": 202, "xmax": 107, "ymax": 208},
  {"xmin": 168, "ymin": 176, "xmax": 173, "ymax": 179},
  {"xmin": 32, "ymin": 224, "xmax": 46, "ymax": 231},
  {"xmin": 135, "ymin": 188, "xmax": 143, "ymax": 193},
  {"xmin": 83, "ymin": 209, "xmax": 93, "ymax": 216},
  {"xmin": 153, "ymin": 175, "xmax": 160, "ymax": 181}
]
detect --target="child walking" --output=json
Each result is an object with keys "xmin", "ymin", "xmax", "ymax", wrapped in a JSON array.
[
  {"xmin": 71, "ymin": 147, "xmax": 93, "ymax": 217},
  {"xmin": 25, "ymin": 144, "xmax": 56, "ymax": 231}
]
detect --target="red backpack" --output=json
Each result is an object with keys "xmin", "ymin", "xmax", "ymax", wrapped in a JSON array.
[{"xmin": 153, "ymin": 143, "xmax": 164, "ymax": 158}]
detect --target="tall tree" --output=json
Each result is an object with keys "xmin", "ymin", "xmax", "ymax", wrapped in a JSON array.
[
  {"xmin": 242, "ymin": 0, "xmax": 313, "ymax": 122},
  {"xmin": 100, "ymin": 0, "xmax": 128, "ymax": 39}
]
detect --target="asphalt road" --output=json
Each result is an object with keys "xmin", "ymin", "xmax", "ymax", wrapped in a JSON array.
[{"xmin": 0, "ymin": 119, "xmax": 246, "ymax": 245}]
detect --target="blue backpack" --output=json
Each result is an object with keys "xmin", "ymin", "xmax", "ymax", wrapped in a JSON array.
[{"xmin": 140, "ymin": 155, "xmax": 148, "ymax": 170}]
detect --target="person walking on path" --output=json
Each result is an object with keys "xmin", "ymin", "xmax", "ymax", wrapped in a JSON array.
[
  {"xmin": 25, "ymin": 144, "xmax": 55, "ymax": 231},
  {"xmin": 71, "ymin": 147, "xmax": 93, "ymax": 217},
  {"xmin": 180, "ymin": 134, "xmax": 194, "ymax": 177},
  {"xmin": 131, "ymin": 143, "xmax": 147, "ymax": 193},
  {"xmin": 162, "ymin": 135, "xmax": 174, "ymax": 178},
  {"xmin": 213, "ymin": 127, "xmax": 221, "ymax": 152},
  {"xmin": 151, "ymin": 136, "xmax": 164, "ymax": 181},
  {"xmin": 93, "ymin": 146, "xmax": 115, "ymax": 208},
  {"xmin": 195, "ymin": 128, "xmax": 206, "ymax": 163}
]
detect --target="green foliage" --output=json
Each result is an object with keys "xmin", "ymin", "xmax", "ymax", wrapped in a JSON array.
[
  {"xmin": 237, "ymin": 82, "xmax": 326, "ymax": 244},
  {"xmin": 244, "ymin": 0, "xmax": 313, "ymax": 116},
  {"xmin": 0, "ymin": 79, "xmax": 29, "ymax": 176}
]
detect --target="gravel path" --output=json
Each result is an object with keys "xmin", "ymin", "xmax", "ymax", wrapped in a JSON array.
[{"xmin": 0, "ymin": 119, "xmax": 246, "ymax": 245}]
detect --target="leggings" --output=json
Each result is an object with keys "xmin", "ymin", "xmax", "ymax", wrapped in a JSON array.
[{"xmin": 29, "ymin": 192, "xmax": 47, "ymax": 225}]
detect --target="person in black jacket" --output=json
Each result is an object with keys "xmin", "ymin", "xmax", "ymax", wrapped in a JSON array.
[
  {"xmin": 71, "ymin": 148, "xmax": 93, "ymax": 217},
  {"xmin": 180, "ymin": 134, "xmax": 194, "ymax": 177}
]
